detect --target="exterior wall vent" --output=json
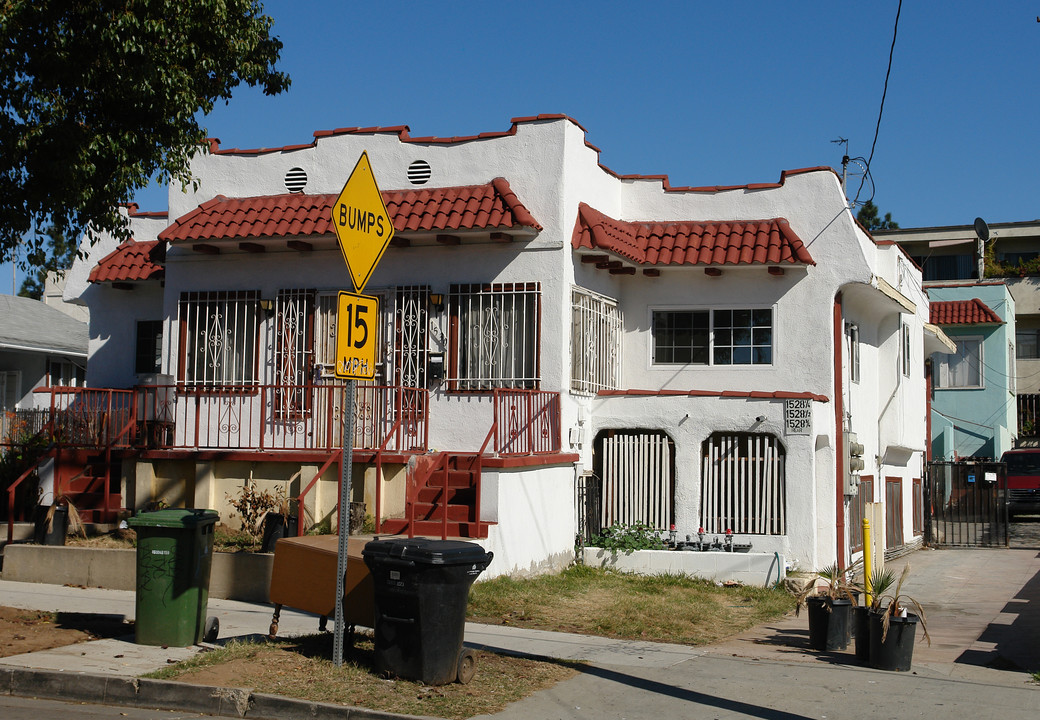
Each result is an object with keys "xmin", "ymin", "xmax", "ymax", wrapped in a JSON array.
[
  {"xmin": 407, "ymin": 160, "xmax": 432, "ymax": 185},
  {"xmin": 284, "ymin": 167, "xmax": 307, "ymax": 193}
]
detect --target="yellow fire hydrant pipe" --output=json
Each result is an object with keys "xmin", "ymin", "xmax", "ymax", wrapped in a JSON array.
[{"xmin": 862, "ymin": 518, "xmax": 873, "ymax": 608}]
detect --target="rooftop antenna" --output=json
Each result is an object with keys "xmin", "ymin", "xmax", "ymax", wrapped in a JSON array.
[{"xmin": 974, "ymin": 217, "xmax": 990, "ymax": 279}]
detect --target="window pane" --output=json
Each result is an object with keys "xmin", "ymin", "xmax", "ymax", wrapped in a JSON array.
[
  {"xmin": 754, "ymin": 347, "xmax": 772, "ymax": 364},
  {"xmin": 714, "ymin": 347, "xmax": 731, "ymax": 364},
  {"xmin": 753, "ymin": 309, "xmax": 772, "ymax": 326},
  {"xmin": 653, "ymin": 311, "xmax": 709, "ymax": 365},
  {"xmin": 733, "ymin": 347, "xmax": 752, "ymax": 364}
]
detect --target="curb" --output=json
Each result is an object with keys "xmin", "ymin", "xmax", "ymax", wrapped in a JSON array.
[{"xmin": 0, "ymin": 665, "xmax": 440, "ymax": 720}]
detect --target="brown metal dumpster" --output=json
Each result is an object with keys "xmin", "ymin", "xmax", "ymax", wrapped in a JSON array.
[{"xmin": 267, "ymin": 535, "xmax": 375, "ymax": 636}]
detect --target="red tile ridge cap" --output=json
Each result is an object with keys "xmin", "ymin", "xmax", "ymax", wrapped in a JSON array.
[
  {"xmin": 926, "ymin": 280, "xmax": 1007, "ymax": 289},
  {"xmin": 596, "ymin": 389, "xmax": 829, "ymax": 402}
]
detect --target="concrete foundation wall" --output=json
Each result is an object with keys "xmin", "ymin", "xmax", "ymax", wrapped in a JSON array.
[
  {"xmin": 2, "ymin": 546, "xmax": 274, "ymax": 604},
  {"xmin": 582, "ymin": 548, "xmax": 786, "ymax": 587}
]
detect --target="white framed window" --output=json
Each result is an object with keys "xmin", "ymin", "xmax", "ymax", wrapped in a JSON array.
[
  {"xmin": 1017, "ymin": 330, "xmax": 1038, "ymax": 359},
  {"xmin": 901, "ymin": 322, "xmax": 912, "ymax": 378},
  {"xmin": 846, "ymin": 322, "xmax": 860, "ymax": 384},
  {"xmin": 933, "ymin": 336, "xmax": 983, "ymax": 389},
  {"xmin": 49, "ymin": 359, "xmax": 85, "ymax": 387},
  {"xmin": 652, "ymin": 308, "xmax": 773, "ymax": 366},
  {"xmin": 135, "ymin": 320, "xmax": 163, "ymax": 375},
  {"xmin": 1009, "ymin": 341, "xmax": 1016, "ymax": 395},
  {"xmin": 1, "ymin": 370, "xmax": 20, "ymax": 412},
  {"xmin": 571, "ymin": 287, "xmax": 622, "ymax": 394},
  {"xmin": 178, "ymin": 290, "xmax": 261, "ymax": 387},
  {"xmin": 447, "ymin": 282, "xmax": 540, "ymax": 391}
]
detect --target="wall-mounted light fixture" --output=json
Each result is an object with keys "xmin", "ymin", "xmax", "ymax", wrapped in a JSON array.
[
  {"xmin": 429, "ymin": 293, "xmax": 445, "ymax": 312},
  {"xmin": 258, "ymin": 298, "xmax": 275, "ymax": 315}
]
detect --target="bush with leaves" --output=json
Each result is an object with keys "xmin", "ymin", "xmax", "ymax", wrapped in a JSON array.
[
  {"xmin": 590, "ymin": 522, "xmax": 666, "ymax": 552},
  {"xmin": 225, "ymin": 481, "xmax": 287, "ymax": 541}
]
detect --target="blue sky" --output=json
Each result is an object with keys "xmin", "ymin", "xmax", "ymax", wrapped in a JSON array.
[{"xmin": 4, "ymin": 1, "xmax": 1038, "ymax": 293}]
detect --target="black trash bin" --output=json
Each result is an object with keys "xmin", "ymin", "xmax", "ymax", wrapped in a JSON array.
[{"xmin": 362, "ymin": 538, "xmax": 493, "ymax": 685}]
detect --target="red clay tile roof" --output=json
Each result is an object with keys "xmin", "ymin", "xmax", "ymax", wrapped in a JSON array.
[
  {"xmin": 572, "ymin": 203, "xmax": 815, "ymax": 267},
  {"xmin": 158, "ymin": 178, "xmax": 541, "ymax": 243},
  {"xmin": 598, "ymin": 389, "xmax": 829, "ymax": 402},
  {"xmin": 88, "ymin": 240, "xmax": 165, "ymax": 283},
  {"xmin": 930, "ymin": 299, "xmax": 1003, "ymax": 325}
]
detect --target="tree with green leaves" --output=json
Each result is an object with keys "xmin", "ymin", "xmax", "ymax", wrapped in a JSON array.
[
  {"xmin": 17, "ymin": 225, "xmax": 76, "ymax": 299},
  {"xmin": 0, "ymin": 1, "xmax": 289, "ymax": 271},
  {"xmin": 856, "ymin": 201, "xmax": 899, "ymax": 231}
]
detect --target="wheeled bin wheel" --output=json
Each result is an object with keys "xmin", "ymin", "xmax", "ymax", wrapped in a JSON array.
[{"xmin": 456, "ymin": 648, "xmax": 476, "ymax": 684}]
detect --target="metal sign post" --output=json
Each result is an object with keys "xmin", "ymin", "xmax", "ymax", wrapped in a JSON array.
[
  {"xmin": 329, "ymin": 151, "xmax": 394, "ymax": 667},
  {"xmin": 333, "ymin": 378, "xmax": 356, "ymax": 666}
]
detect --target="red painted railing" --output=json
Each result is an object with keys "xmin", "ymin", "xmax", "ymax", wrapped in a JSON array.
[
  {"xmin": 132, "ymin": 384, "xmax": 429, "ymax": 452},
  {"xmin": 491, "ymin": 389, "xmax": 562, "ymax": 455}
]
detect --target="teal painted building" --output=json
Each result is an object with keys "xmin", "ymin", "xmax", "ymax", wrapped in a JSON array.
[{"xmin": 928, "ymin": 282, "xmax": 1016, "ymax": 460}]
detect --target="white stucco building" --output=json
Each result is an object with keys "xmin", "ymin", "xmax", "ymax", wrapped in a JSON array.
[{"xmin": 56, "ymin": 115, "xmax": 948, "ymax": 576}]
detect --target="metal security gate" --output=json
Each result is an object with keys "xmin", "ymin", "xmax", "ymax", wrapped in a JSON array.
[
  {"xmin": 594, "ymin": 430, "xmax": 675, "ymax": 530},
  {"xmin": 925, "ymin": 461, "xmax": 1008, "ymax": 547}
]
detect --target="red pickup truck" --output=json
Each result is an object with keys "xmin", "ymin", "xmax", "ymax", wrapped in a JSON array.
[{"xmin": 1001, "ymin": 448, "xmax": 1040, "ymax": 519}]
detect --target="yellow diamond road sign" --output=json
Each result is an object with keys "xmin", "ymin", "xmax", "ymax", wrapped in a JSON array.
[{"xmin": 331, "ymin": 151, "xmax": 395, "ymax": 293}]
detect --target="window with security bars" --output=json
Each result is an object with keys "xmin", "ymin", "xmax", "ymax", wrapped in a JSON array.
[
  {"xmin": 700, "ymin": 432, "xmax": 786, "ymax": 535},
  {"xmin": 448, "ymin": 282, "xmax": 540, "ymax": 391},
  {"xmin": 178, "ymin": 291, "xmax": 261, "ymax": 387},
  {"xmin": 273, "ymin": 289, "xmax": 315, "ymax": 417},
  {"xmin": 571, "ymin": 287, "xmax": 622, "ymax": 394}
]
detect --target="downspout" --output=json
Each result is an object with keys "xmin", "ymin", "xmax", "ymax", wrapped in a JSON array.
[
  {"xmin": 833, "ymin": 293, "xmax": 846, "ymax": 569},
  {"xmin": 925, "ymin": 359, "xmax": 933, "ymax": 463}
]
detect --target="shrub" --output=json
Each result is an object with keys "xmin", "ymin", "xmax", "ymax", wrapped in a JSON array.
[{"xmin": 590, "ymin": 522, "xmax": 666, "ymax": 552}]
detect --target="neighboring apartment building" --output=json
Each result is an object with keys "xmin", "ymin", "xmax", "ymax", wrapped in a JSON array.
[
  {"xmin": 51, "ymin": 115, "xmax": 943, "ymax": 574},
  {"xmin": 927, "ymin": 283, "xmax": 1016, "ymax": 459},
  {"xmin": 876, "ymin": 220, "xmax": 1040, "ymax": 443}
]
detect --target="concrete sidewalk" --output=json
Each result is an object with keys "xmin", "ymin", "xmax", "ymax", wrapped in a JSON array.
[{"xmin": 0, "ymin": 545, "xmax": 1038, "ymax": 718}]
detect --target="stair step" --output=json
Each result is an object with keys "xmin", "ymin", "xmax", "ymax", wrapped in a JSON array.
[
  {"xmin": 412, "ymin": 503, "xmax": 473, "ymax": 522},
  {"xmin": 416, "ymin": 486, "xmax": 475, "ymax": 504},
  {"xmin": 67, "ymin": 476, "xmax": 109, "ymax": 492},
  {"xmin": 425, "ymin": 469, "xmax": 475, "ymax": 488}
]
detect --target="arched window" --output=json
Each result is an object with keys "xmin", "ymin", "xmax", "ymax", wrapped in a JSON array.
[{"xmin": 700, "ymin": 432, "xmax": 786, "ymax": 535}]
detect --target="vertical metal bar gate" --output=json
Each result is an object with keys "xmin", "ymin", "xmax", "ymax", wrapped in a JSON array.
[{"xmin": 925, "ymin": 461, "xmax": 1008, "ymax": 548}]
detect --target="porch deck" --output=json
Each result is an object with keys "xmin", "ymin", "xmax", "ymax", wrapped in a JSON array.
[{"xmin": 3, "ymin": 385, "xmax": 563, "ymax": 542}]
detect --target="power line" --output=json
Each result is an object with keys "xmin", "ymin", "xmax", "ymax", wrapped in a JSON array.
[{"xmin": 852, "ymin": 0, "xmax": 903, "ymax": 208}]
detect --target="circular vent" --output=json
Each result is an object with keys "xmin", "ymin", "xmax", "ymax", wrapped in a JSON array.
[
  {"xmin": 284, "ymin": 167, "xmax": 307, "ymax": 193},
  {"xmin": 407, "ymin": 160, "xmax": 432, "ymax": 185}
]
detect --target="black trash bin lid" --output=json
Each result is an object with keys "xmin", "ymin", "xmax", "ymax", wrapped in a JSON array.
[
  {"xmin": 127, "ymin": 508, "xmax": 219, "ymax": 528},
  {"xmin": 362, "ymin": 538, "xmax": 491, "ymax": 566}
]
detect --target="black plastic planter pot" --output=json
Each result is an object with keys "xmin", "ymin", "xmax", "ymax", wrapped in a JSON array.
[
  {"xmin": 33, "ymin": 505, "xmax": 68, "ymax": 546},
  {"xmin": 869, "ymin": 611, "xmax": 919, "ymax": 671},
  {"xmin": 853, "ymin": 606, "xmax": 871, "ymax": 664},
  {"xmin": 261, "ymin": 514, "xmax": 299, "ymax": 553},
  {"xmin": 807, "ymin": 596, "xmax": 852, "ymax": 651}
]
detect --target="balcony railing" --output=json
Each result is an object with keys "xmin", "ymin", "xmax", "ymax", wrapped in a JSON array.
[
  {"xmin": 133, "ymin": 383, "xmax": 429, "ymax": 453},
  {"xmin": 483, "ymin": 389, "xmax": 562, "ymax": 456}
]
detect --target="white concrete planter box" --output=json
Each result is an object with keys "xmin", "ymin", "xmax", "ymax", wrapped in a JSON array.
[{"xmin": 583, "ymin": 547, "xmax": 786, "ymax": 587}]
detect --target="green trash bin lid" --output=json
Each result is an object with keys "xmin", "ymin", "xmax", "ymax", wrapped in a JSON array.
[{"xmin": 127, "ymin": 508, "xmax": 219, "ymax": 528}]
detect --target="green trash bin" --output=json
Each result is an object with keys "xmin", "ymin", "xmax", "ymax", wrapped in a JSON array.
[{"xmin": 127, "ymin": 508, "xmax": 220, "ymax": 646}]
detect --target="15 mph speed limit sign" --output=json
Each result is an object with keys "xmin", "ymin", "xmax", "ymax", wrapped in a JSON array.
[{"xmin": 334, "ymin": 291, "xmax": 378, "ymax": 380}]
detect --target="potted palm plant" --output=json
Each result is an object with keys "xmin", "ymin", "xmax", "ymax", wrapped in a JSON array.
[
  {"xmin": 853, "ymin": 566, "xmax": 896, "ymax": 664},
  {"xmin": 798, "ymin": 564, "xmax": 857, "ymax": 651},
  {"xmin": 868, "ymin": 564, "xmax": 930, "ymax": 671}
]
